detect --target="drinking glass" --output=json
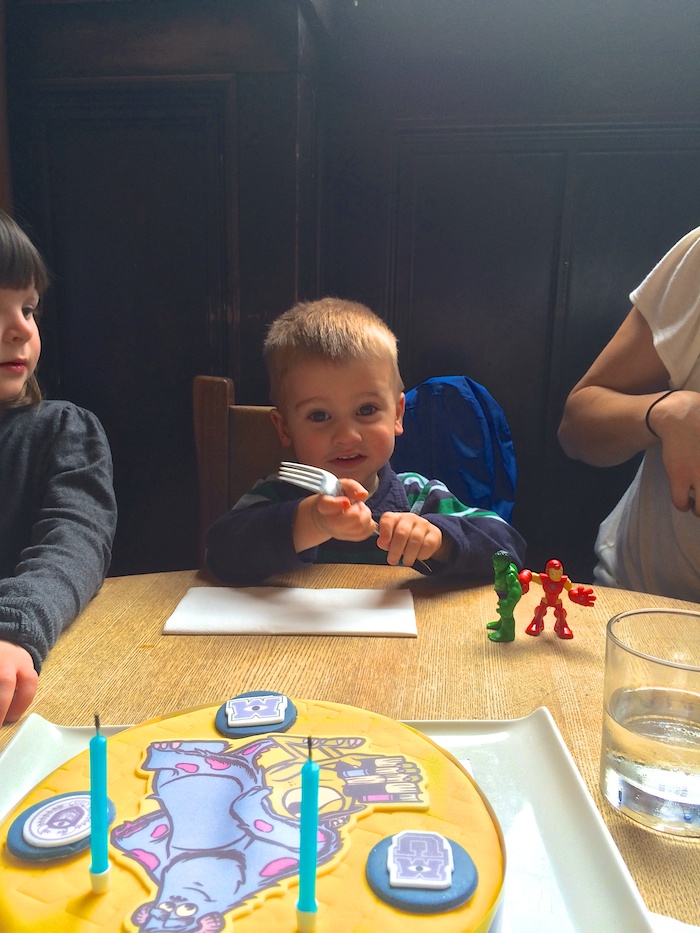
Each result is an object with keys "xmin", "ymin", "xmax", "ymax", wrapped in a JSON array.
[{"xmin": 600, "ymin": 609, "xmax": 700, "ymax": 836}]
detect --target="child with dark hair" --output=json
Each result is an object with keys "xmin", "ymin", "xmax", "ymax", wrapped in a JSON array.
[{"xmin": 0, "ymin": 211, "xmax": 117, "ymax": 724}]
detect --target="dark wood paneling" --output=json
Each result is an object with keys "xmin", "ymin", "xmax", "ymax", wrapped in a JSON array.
[
  {"xmin": 389, "ymin": 135, "xmax": 568, "ymax": 562},
  {"xmin": 6, "ymin": 0, "xmax": 301, "ymax": 78},
  {"xmin": 236, "ymin": 69, "xmax": 321, "ymax": 405},
  {"xmin": 560, "ymin": 144, "xmax": 700, "ymax": 396},
  {"xmin": 330, "ymin": 117, "xmax": 700, "ymax": 579},
  {"xmin": 236, "ymin": 72, "xmax": 303, "ymax": 404},
  {"xmin": 323, "ymin": 2, "xmax": 700, "ymax": 581},
  {"xmin": 0, "ymin": 0, "xmax": 10, "ymax": 211},
  {"xmin": 10, "ymin": 82, "xmax": 236, "ymax": 574},
  {"xmin": 6, "ymin": 1, "xmax": 322, "ymax": 574},
  {"xmin": 327, "ymin": 0, "xmax": 700, "ymax": 122}
]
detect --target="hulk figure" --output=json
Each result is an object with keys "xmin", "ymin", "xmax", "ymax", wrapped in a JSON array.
[{"xmin": 486, "ymin": 549, "xmax": 522, "ymax": 642}]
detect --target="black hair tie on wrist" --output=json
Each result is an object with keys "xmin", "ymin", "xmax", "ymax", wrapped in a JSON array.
[{"xmin": 645, "ymin": 389, "xmax": 678, "ymax": 439}]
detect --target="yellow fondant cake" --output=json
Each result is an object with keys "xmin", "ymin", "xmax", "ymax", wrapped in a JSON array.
[{"xmin": 0, "ymin": 697, "xmax": 504, "ymax": 932}]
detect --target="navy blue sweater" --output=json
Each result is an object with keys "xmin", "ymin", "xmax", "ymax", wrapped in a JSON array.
[{"xmin": 206, "ymin": 463, "xmax": 525, "ymax": 585}]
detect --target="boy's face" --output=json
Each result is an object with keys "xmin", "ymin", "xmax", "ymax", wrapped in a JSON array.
[
  {"xmin": 0, "ymin": 286, "xmax": 40, "ymax": 403},
  {"xmin": 270, "ymin": 356, "xmax": 405, "ymax": 494}
]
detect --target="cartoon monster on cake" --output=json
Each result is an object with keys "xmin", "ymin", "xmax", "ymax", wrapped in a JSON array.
[{"xmin": 112, "ymin": 734, "xmax": 426, "ymax": 931}]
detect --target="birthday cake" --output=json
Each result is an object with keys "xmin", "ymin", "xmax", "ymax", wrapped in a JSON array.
[{"xmin": 0, "ymin": 694, "xmax": 505, "ymax": 932}]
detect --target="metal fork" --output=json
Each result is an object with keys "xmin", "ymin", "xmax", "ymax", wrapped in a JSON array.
[
  {"xmin": 277, "ymin": 462, "xmax": 343, "ymax": 496},
  {"xmin": 276, "ymin": 461, "xmax": 432, "ymax": 573}
]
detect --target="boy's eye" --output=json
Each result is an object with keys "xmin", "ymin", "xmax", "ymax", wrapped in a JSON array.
[
  {"xmin": 307, "ymin": 410, "xmax": 329, "ymax": 423},
  {"xmin": 22, "ymin": 306, "xmax": 37, "ymax": 319},
  {"xmin": 358, "ymin": 404, "xmax": 378, "ymax": 416}
]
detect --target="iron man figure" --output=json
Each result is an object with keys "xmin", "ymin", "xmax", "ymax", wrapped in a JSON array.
[{"xmin": 517, "ymin": 559, "xmax": 595, "ymax": 639}]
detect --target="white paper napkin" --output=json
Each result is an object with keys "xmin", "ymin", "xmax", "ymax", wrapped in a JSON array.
[{"xmin": 162, "ymin": 586, "xmax": 417, "ymax": 637}]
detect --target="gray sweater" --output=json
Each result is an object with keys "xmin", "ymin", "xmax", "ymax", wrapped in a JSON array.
[{"xmin": 0, "ymin": 401, "xmax": 117, "ymax": 669}]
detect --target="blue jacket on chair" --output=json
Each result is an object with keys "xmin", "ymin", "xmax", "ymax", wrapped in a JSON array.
[{"xmin": 391, "ymin": 375, "xmax": 517, "ymax": 522}]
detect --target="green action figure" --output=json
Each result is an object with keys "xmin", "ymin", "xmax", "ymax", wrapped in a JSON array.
[{"xmin": 486, "ymin": 549, "xmax": 522, "ymax": 642}]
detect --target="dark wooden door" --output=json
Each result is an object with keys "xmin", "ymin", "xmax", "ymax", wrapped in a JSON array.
[
  {"xmin": 385, "ymin": 126, "xmax": 700, "ymax": 578},
  {"xmin": 5, "ymin": 0, "xmax": 323, "ymax": 574},
  {"xmin": 10, "ymin": 83, "xmax": 235, "ymax": 573}
]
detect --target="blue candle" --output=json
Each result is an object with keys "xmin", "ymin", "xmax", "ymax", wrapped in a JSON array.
[
  {"xmin": 89, "ymin": 714, "xmax": 110, "ymax": 893},
  {"xmin": 296, "ymin": 736, "xmax": 319, "ymax": 932}
]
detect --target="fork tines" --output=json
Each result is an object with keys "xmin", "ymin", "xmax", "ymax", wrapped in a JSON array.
[{"xmin": 278, "ymin": 461, "xmax": 319, "ymax": 475}]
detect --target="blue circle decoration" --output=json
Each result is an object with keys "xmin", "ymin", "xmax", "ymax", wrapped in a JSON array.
[
  {"xmin": 214, "ymin": 691, "xmax": 297, "ymax": 738},
  {"xmin": 365, "ymin": 833, "xmax": 478, "ymax": 914},
  {"xmin": 7, "ymin": 792, "xmax": 117, "ymax": 862}
]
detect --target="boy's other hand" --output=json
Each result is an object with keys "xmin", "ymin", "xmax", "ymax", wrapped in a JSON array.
[
  {"xmin": 376, "ymin": 513, "xmax": 449, "ymax": 568},
  {"xmin": 0, "ymin": 641, "xmax": 38, "ymax": 725}
]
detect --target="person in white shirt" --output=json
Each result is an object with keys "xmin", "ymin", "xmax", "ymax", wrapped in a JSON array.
[{"xmin": 558, "ymin": 227, "xmax": 700, "ymax": 600}]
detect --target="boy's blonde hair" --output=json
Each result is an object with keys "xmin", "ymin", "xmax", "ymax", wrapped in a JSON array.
[{"xmin": 264, "ymin": 297, "xmax": 403, "ymax": 405}]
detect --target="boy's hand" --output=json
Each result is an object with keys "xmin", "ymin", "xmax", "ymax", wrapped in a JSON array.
[
  {"xmin": 0, "ymin": 641, "xmax": 38, "ymax": 726},
  {"xmin": 293, "ymin": 478, "xmax": 375, "ymax": 550},
  {"xmin": 315, "ymin": 491, "xmax": 376, "ymax": 541},
  {"xmin": 376, "ymin": 512, "xmax": 450, "ymax": 568}
]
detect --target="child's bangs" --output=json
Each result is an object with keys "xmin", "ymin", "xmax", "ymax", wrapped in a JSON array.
[{"xmin": 0, "ymin": 220, "xmax": 49, "ymax": 293}]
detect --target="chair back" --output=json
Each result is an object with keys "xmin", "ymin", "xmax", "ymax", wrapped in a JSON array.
[
  {"xmin": 392, "ymin": 375, "xmax": 517, "ymax": 521},
  {"xmin": 193, "ymin": 375, "xmax": 287, "ymax": 568}
]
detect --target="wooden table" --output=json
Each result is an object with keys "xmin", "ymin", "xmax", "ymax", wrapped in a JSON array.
[{"xmin": 1, "ymin": 565, "xmax": 699, "ymax": 924}]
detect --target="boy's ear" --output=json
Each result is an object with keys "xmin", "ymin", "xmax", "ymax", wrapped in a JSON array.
[
  {"xmin": 269, "ymin": 407, "xmax": 294, "ymax": 448},
  {"xmin": 394, "ymin": 392, "xmax": 405, "ymax": 437}
]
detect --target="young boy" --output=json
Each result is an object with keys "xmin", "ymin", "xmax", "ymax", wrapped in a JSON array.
[{"xmin": 205, "ymin": 298, "xmax": 525, "ymax": 584}]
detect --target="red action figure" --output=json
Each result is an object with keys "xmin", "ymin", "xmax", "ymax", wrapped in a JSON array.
[{"xmin": 517, "ymin": 559, "xmax": 595, "ymax": 639}]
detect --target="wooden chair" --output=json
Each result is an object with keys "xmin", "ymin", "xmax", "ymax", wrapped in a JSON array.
[{"xmin": 193, "ymin": 375, "xmax": 287, "ymax": 569}]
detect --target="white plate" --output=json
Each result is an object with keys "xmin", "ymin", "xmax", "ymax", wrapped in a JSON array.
[
  {"xmin": 407, "ymin": 708, "xmax": 653, "ymax": 933},
  {"xmin": 0, "ymin": 714, "xmax": 129, "ymax": 823},
  {"xmin": 0, "ymin": 708, "xmax": 652, "ymax": 932}
]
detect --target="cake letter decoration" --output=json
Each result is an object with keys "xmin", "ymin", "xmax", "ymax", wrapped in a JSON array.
[
  {"xmin": 366, "ymin": 831, "xmax": 479, "ymax": 914},
  {"xmin": 225, "ymin": 693, "xmax": 289, "ymax": 727},
  {"xmin": 7, "ymin": 792, "xmax": 117, "ymax": 863},
  {"xmin": 214, "ymin": 690, "xmax": 298, "ymax": 738},
  {"xmin": 388, "ymin": 830, "xmax": 454, "ymax": 889}
]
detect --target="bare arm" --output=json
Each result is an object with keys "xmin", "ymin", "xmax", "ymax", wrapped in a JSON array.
[
  {"xmin": 559, "ymin": 307, "xmax": 700, "ymax": 514},
  {"xmin": 558, "ymin": 307, "xmax": 670, "ymax": 466}
]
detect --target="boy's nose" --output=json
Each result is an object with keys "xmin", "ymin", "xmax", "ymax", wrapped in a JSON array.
[{"xmin": 332, "ymin": 419, "xmax": 362, "ymax": 443}]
